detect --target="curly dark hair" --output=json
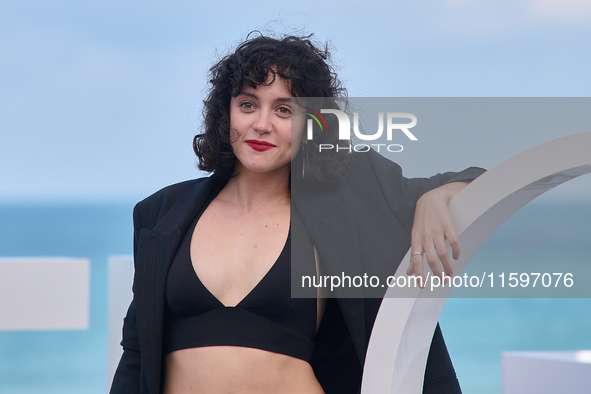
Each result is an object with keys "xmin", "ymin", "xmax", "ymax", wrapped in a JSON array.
[{"xmin": 193, "ymin": 33, "xmax": 351, "ymax": 185}]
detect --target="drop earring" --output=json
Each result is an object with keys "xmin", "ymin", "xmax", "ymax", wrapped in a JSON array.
[{"xmin": 301, "ymin": 143, "xmax": 307, "ymax": 179}]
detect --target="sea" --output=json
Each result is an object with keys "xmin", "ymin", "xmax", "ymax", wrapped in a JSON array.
[{"xmin": 0, "ymin": 200, "xmax": 590, "ymax": 394}]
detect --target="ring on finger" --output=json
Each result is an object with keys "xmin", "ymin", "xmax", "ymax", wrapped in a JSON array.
[{"xmin": 411, "ymin": 252, "xmax": 424, "ymax": 258}]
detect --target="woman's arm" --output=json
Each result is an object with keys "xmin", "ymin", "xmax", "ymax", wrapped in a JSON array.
[{"xmin": 407, "ymin": 181, "xmax": 469, "ymax": 285}]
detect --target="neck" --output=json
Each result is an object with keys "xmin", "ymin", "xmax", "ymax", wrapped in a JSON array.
[{"xmin": 221, "ymin": 166, "xmax": 290, "ymax": 212}]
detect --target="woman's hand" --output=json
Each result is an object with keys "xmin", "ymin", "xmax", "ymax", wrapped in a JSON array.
[{"xmin": 406, "ymin": 181, "xmax": 469, "ymax": 287}]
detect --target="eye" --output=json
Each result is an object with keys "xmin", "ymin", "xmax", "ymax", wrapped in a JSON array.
[
  {"xmin": 277, "ymin": 106, "xmax": 291, "ymax": 115},
  {"xmin": 240, "ymin": 101, "xmax": 254, "ymax": 110}
]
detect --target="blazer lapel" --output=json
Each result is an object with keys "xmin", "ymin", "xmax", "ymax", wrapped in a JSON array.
[
  {"xmin": 292, "ymin": 185, "xmax": 368, "ymax": 366},
  {"xmin": 134, "ymin": 175, "xmax": 227, "ymax": 393}
]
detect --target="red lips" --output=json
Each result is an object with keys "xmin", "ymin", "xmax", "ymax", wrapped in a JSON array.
[{"xmin": 246, "ymin": 140, "xmax": 275, "ymax": 152}]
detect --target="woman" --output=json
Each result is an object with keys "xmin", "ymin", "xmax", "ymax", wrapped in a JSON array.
[{"xmin": 110, "ymin": 34, "xmax": 484, "ymax": 394}]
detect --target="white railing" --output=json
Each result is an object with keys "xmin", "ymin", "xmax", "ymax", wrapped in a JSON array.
[{"xmin": 362, "ymin": 131, "xmax": 591, "ymax": 393}]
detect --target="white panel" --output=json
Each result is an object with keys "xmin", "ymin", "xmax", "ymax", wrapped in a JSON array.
[
  {"xmin": 0, "ymin": 257, "xmax": 89, "ymax": 330},
  {"xmin": 503, "ymin": 351, "xmax": 591, "ymax": 394}
]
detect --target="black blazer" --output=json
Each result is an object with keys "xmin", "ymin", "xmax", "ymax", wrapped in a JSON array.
[{"xmin": 110, "ymin": 149, "xmax": 485, "ymax": 394}]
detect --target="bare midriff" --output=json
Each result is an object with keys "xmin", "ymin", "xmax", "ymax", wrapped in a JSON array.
[{"xmin": 163, "ymin": 346, "xmax": 325, "ymax": 394}]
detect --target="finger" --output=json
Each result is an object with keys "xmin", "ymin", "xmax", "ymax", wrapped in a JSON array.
[
  {"xmin": 423, "ymin": 241, "xmax": 443, "ymax": 280},
  {"xmin": 446, "ymin": 226, "xmax": 460, "ymax": 260},
  {"xmin": 408, "ymin": 236, "xmax": 423, "ymax": 277},
  {"xmin": 406, "ymin": 261, "xmax": 414, "ymax": 276},
  {"xmin": 434, "ymin": 236, "xmax": 453, "ymax": 277},
  {"xmin": 409, "ymin": 254, "xmax": 425, "ymax": 287}
]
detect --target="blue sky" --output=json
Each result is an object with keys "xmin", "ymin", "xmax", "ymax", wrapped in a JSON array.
[{"xmin": 1, "ymin": 0, "xmax": 590, "ymax": 202}]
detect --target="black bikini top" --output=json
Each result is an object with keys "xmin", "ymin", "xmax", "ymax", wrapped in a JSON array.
[{"xmin": 163, "ymin": 194, "xmax": 317, "ymax": 362}]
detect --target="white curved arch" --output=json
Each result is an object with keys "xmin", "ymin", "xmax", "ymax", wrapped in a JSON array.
[{"xmin": 361, "ymin": 130, "xmax": 591, "ymax": 393}]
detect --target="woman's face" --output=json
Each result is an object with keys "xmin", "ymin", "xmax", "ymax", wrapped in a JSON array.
[{"xmin": 229, "ymin": 75, "xmax": 304, "ymax": 177}]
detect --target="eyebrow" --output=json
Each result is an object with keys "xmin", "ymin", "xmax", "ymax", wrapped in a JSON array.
[{"xmin": 237, "ymin": 92, "xmax": 292, "ymax": 103}]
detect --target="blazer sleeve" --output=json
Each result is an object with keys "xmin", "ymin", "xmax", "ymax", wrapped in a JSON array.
[
  {"xmin": 109, "ymin": 204, "xmax": 143, "ymax": 394},
  {"xmin": 363, "ymin": 148, "xmax": 486, "ymax": 233}
]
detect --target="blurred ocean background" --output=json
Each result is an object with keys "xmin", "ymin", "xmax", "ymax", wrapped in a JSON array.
[
  {"xmin": 0, "ymin": 200, "xmax": 589, "ymax": 394},
  {"xmin": 3, "ymin": 1, "xmax": 591, "ymax": 393},
  {"xmin": 0, "ymin": 202, "xmax": 133, "ymax": 394}
]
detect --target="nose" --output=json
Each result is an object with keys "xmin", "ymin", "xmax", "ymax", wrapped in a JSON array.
[{"xmin": 253, "ymin": 111, "xmax": 272, "ymax": 134}]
